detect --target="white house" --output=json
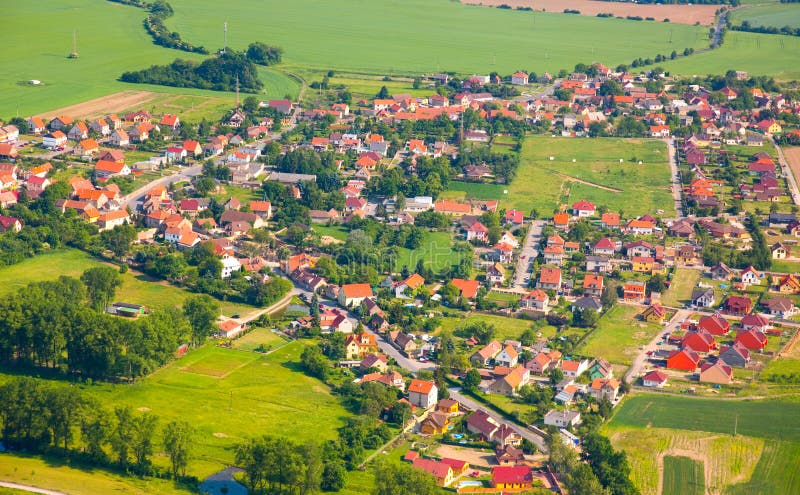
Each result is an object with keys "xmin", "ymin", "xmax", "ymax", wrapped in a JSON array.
[
  {"xmin": 42, "ymin": 131, "xmax": 67, "ymax": 149},
  {"xmin": 408, "ymin": 379, "xmax": 438, "ymax": 409},
  {"xmin": 221, "ymin": 254, "xmax": 242, "ymax": 278},
  {"xmin": 511, "ymin": 72, "xmax": 529, "ymax": 86},
  {"xmin": 543, "ymin": 410, "xmax": 581, "ymax": 428},
  {"xmin": 494, "ymin": 345, "xmax": 519, "ymax": 368}
]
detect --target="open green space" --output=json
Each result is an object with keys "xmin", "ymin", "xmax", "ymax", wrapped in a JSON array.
[
  {"xmin": 577, "ymin": 304, "xmax": 664, "ymax": 365},
  {"xmin": 79, "ymin": 341, "xmax": 351, "ymax": 478},
  {"xmin": 438, "ymin": 313, "xmax": 562, "ymax": 343},
  {"xmin": 393, "ymin": 231, "xmax": 465, "ymax": 273},
  {"xmin": 660, "ymin": 30, "xmax": 800, "ymax": 80},
  {"xmin": 725, "ymin": 440, "xmax": 800, "ymax": 495},
  {"xmin": 440, "ymin": 181, "xmax": 508, "ymax": 203},
  {"xmin": 0, "ymin": 248, "xmax": 251, "ymax": 317},
  {"xmin": 732, "ymin": 2, "xmax": 800, "ymax": 29},
  {"xmin": 662, "ymin": 268, "xmax": 701, "ymax": 307},
  {"xmin": 612, "ymin": 395, "xmax": 800, "ymax": 441},
  {"xmin": 505, "ymin": 136, "xmax": 674, "ymax": 217},
  {"xmin": 663, "ymin": 456, "xmax": 705, "ymax": 495},
  {"xmin": 165, "ymin": 0, "xmax": 705, "ymax": 76},
  {"xmin": 0, "ymin": 454, "xmax": 195, "ymax": 495},
  {"xmin": 1, "ymin": 0, "xmax": 298, "ymax": 117},
  {"xmin": 230, "ymin": 327, "xmax": 288, "ymax": 352}
]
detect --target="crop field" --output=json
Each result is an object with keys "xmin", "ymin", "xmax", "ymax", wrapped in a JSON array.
[
  {"xmin": 165, "ymin": 0, "xmax": 706, "ymax": 76},
  {"xmin": 577, "ymin": 305, "xmax": 664, "ymax": 365},
  {"xmin": 662, "ymin": 268, "xmax": 701, "ymax": 307},
  {"xmin": 506, "ymin": 136, "xmax": 674, "ymax": 217},
  {"xmin": 663, "ymin": 456, "xmax": 705, "ymax": 495},
  {"xmin": 0, "ymin": 454, "xmax": 196, "ymax": 495},
  {"xmin": 732, "ymin": 2, "xmax": 800, "ymax": 29},
  {"xmin": 0, "ymin": 248, "xmax": 252, "ymax": 317},
  {"xmin": 661, "ymin": 30, "xmax": 800, "ymax": 80},
  {"xmin": 1, "ymin": 0, "xmax": 298, "ymax": 118},
  {"xmin": 82, "ymin": 341, "xmax": 351, "ymax": 477}
]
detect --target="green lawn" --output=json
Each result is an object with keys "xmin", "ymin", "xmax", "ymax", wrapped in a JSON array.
[
  {"xmin": 611, "ymin": 395, "xmax": 800, "ymax": 441},
  {"xmin": 393, "ymin": 231, "xmax": 466, "ymax": 273},
  {"xmin": 662, "ymin": 268, "xmax": 701, "ymax": 307},
  {"xmin": 0, "ymin": 454, "xmax": 195, "ymax": 495},
  {"xmin": 1, "ymin": 0, "xmax": 299, "ymax": 117},
  {"xmin": 230, "ymin": 328, "xmax": 288, "ymax": 352},
  {"xmin": 312, "ymin": 224, "xmax": 349, "ymax": 241},
  {"xmin": 724, "ymin": 440, "xmax": 800, "ymax": 495},
  {"xmin": 441, "ymin": 181, "xmax": 508, "ymax": 202},
  {"xmin": 577, "ymin": 305, "xmax": 664, "ymax": 366},
  {"xmin": 660, "ymin": 30, "xmax": 800, "ymax": 80},
  {"xmin": 663, "ymin": 456, "xmax": 705, "ymax": 495},
  {"xmin": 506, "ymin": 136, "xmax": 675, "ymax": 217},
  {"xmin": 165, "ymin": 0, "xmax": 705, "ymax": 76},
  {"xmin": 732, "ymin": 2, "xmax": 800, "ymax": 29},
  {"xmin": 80, "ymin": 341, "xmax": 351, "ymax": 478},
  {"xmin": 0, "ymin": 249, "xmax": 251, "ymax": 317},
  {"xmin": 438, "ymin": 313, "xmax": 560, "ymax": 343}
]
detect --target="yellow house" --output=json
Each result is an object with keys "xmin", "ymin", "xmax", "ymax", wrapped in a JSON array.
[
  {"xmin": 631, "ymin": 256, "xmax": 654, "ymax": 273},
  {"xmin": 640, "ymin": 304, "xmax": 666, "ymax": 323},
  {"xmin": 420, "ymin": 411, "xmax": 450, "ymax": 435},
  {"xmin": 436, "ymin": 398, "xmax": 459, "ymax": 415}
]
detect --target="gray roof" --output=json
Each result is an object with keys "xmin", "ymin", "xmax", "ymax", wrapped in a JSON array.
[{"xmin": 572, "ymin": 296, "xmax": 602, "ymax": 311}]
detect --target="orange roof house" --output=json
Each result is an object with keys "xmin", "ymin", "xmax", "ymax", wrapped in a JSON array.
[{"xmin": 451, "ymin": 278, "xmax": 480, "ymax": 299}]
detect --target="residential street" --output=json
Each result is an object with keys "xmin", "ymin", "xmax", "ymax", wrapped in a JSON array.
[
  {"xmin": 664, "ymin": 137, "xmax": 685, "ymax": 218},
  {"xmin": 772, "ymin": 137, "xmax": 800, "ymax": 205},
  {"xmin": 447, "ymin": 387, "xmax": 549, "ymax": 454},
  {"xmin": 513, "ymin": 220, "xmax": 545, "ymax": 289},
  {"xmin": 123, "ymin": 164, "xmax": 203, "ymax": 210},
  {"xmin": 624, "ymin": 308, "xmax": 691, "ymax": 384}
]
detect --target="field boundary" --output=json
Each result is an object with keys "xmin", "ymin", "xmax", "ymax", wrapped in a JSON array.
[
  {"xmin": 33, "ymin": 90, "xmax": 160, "ymax": 120},
  {"xmin": 557, "ymin": 173, "xmax": 623, "ymax": 192},
  {"xmin": 658, "ymin": 450, "xmax": 709, "ymax": 495}
]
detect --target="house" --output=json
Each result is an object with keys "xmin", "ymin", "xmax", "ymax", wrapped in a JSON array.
[
  {"xmin": 26, "ymin": 117, "xmax": 45, "ymax": 134},
  {"xmin": 49, "ymin": 115, "xmax": 73, "ymax": 131},
  {"xmin": 586, "ymin": 256, "xmax": 612, "ymax": 273},
  {"xmin": 0, "ymin": 144, "xmax": 18, "ymax": 159},
  {"xmin": 698, "ymin": 314, "xmax": 730, "ymax": 335},
  {"xmin": 221, "ymin": 254, "xmax": 242, "ymax": 278},
  {"xmin": 757, "ymin": 119, "xmax": 782, "ymax": 135},
  {"xmin": 763, "ymin": 297, "xmax": 796, "ymax": 319},
  {"xmin": 411, "ymin": 458, "xmax": 453, "ymax": 487},
  {"xmin": 437, "ymin": 398, "xmax": 460, "ymax": 415},
  {"xmin": 741, "ymin": 266, "xmax": 761, "ymax": 286},
  {"xmin": 67, "ymin": 122, "xmax": 88, "ymax": 140},
  {"xmin": 466, "ymin": 409, "xmax": 520, "ymax": 446},
  {"xmin": 520, "ymin": 289, "xmax": 549, "ymax": 312},
  {"xmin": 719, "ymin": 343, "xmax": 751, "ymax": 368},
  {"xmin": 470, "ymin": 340, "xmax": 502, "ymax": 367},
  {"xmin": 641, "ymin": 304, "xmax": 666, "ymax": 323},
  {"xmin": 777, "ymin": 274, "xmax": 800, "ymax": 294},
  {"xmin": 109, "ymin": 129, "xmax": 130, "ymax": 147},
  {"xmin": 527, "ymin": 350, "xmax": 561, "ymax": 375},
  {"xmin": 95, "ymin": 160, "xmax": 131, "ymax": 178},
  {"xmin": 487, "ymin": 366, "xmax": 530, "ymax": 396},
  {"xmin": 395, "ymin": 273, "xmax": 425, "ymax": 298},
  {"xmin": 725, "ymin": 296, "xmax": 753, "ymax": 316},
  {"xmin": 537, "ymin": 266, "xmax": 562, "ymax": 291},
  {"xmin": 495, "ymin": 445, "xmax": 525, "ymax": 466},
  {"xmin": 217, "ymin": 319, "xmax": 245, "ymax": 339},
  {"xmin": 601, "ymin": 212, "xmax": 620, "ymax": 229},
  {"xmin": 408, "ymin": 379, "xmax": 438, "ymax": 409},
  {"xmin": 0, "ymin": 216, "xmax": 22, "ymax": 233},
  {"xmin": 42, "ymin": 131, "xmax": 67, "ymax": 149},
  {"xmin": 666, "ymin": 349, "xmax": 701, "ymax": 371},
  {"xmin": 420, "ymin": 411, "xmax": 450, "ymax": 435},
  {"xmin": 451, "ymin": 278, "xmax": 480, "ymax": 299},
  {"xmin": 593, "ymin": 238, "xmax": 616, "ymax": 257},
  {"xmin": 543, "ymin": 410, "xmax": 581, "ymax": 428},
  {"xmin": 74, "ymin": 138, "xmax": 99, "ymax": 157},
  {"xmin": 682, "ymin": 330, "xmax": 717, "ymax": 353},
  {"xmin": 642, "ymin": 370, "xmax": 668, "ymax": 388},
  {"xmin": 691, "ymin": 288, "xmax": 716, "ymax": 308},
  {"xmin": 344, "ymin": 332, "xmax": 377, "ymax": 359},
  {"xmin": 391, "ymin": 331, "xmax": 417, "ymax": 354},
  {"xmin": 771, "ymin": 242, "xmax": 790, "ymax": 260},
  {"xmin": 361, "ymin": 371, "xmax": 405, "ymax": 390},
  {"xmin": 625, "ymin": 219, "xmax": 655, "ymax": 236},
  {"xmin": 560, "ymin": 359, "xmax": 589, "ymax": 378},
  {"xmin": 90, "ymin": 119, "xmax": 111, "ymax": 136},
  {"xmin": 486, "ymin": 263, "xmax": 506, "ymax": 285},
  {"xmin": 623, "ymin": 281, "xmax": 646, "ymax": 303},
  {"xmin": 492, "ymin": 466, "xmax": 532, "ymax": 490},
  {"xmin": 572, "ymin": 200, "xmax": 596, "ymax": 217},
  {"xmin": 710, "ymin": 262, "xmax": 733, "ymax": 281},
  {"xmin": 735, "ymin": 328, "xmax": 768, "ymax": 350},
  {"xmin": 97, "ymin": 210, "xmax": 130, "ymax": 231},
  {"xmin": 495, "ymin": 345, "xmax": 519, "ymax": 368},
  {"xmin": 588, "ymin": 378, "xmax": 619, "ymax": 402},
  {"xmin": 741, "ymin": 314, "xmax": 770, "ymax": 333},
  {"xmin": 699, "ymin": 361, "xmax": 733, "ymax": 385},
  {"xmin": 466, "ymin": 221, "xmax": 488, "ymax": 243},
  {"xmin": 336, "ymin": 283, "xmax": 371, "ymax": 308},
  {"xmin": 505, "ymin": 209, "xmax": 524, "ymax": 225},
  {"xmin": 511, "ymin": 72, "xmax": 529, "ymax": 86},
  {"xmin": 583, "ymin": 274, "xmax": 604, "ymax": 297},
  {"xmin": 160, "ymin": 114, "xmax": 180, "ymax": 131}
]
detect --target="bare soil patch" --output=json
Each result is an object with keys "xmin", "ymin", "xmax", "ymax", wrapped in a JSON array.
[
  {"xmin": 435, "ymin": 444, "xmax": 497, "ymax": 469},
  {"xmin": 462, "ymin": 0, "xmax": 718, "ymax": 25},
  {"xmin": 34, "ymin": 90, "xmax": 159, "ymax": 120},
  {"xmin": 783, "ymin": 146, "xmax": 800, "ymax": 192}
]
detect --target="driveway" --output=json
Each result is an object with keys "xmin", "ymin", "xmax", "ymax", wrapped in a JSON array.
[
  {"xmin": 513, "ymin": 220, "xmax": 545, "ymax": 289},
  {"xmin": 625, "ymin": 308, "xmax": 691, "ymax": 383}
]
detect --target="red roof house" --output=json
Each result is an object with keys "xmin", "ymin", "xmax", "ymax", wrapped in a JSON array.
[
  {"xmin": 666, "ymin": 349, "xmax": 701, "ymax": 371},
  {"xmin": 735, "ymin": 329, "xmax": 768, "ymax": 350}
]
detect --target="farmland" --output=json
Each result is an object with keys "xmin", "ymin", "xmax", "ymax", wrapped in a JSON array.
[
  {"xmin": 663, "ymin": 456, "xmax": 704, "ymax": 495},
  {"xmin": 732, "ymin": 2, "xmax": 800, "ymax": 29},
  {"xmin": 505, "ymin": 136, "xmax": 675, "ymax": 217},
  {"xmin": 0, "ymin": 248, "xmax": 252, "ymax": 317},
  {"xmin": 165, "ymin": 0, "xmax": 706, "ymax": 76},
  {"xmin": 577, "ymin": 304, "xmax": 664, "ymax": 366}
]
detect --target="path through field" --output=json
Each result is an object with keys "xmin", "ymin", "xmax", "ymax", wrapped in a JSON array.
[
  {"xmin": 558, "ymin": 173, "xmax": 622, "ymax": 192},
  {"xmin": 33, "ymin": 91, "xmax": 159, "ymax": 120},
  {"xmin": 0, "ymin": 481, "xmax": 67, "ymax": 495},
  {"xmin": 461, "ymin": 0, "xmax": 719, "ymax": 25}
]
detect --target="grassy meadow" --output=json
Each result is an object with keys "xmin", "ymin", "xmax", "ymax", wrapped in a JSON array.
[
  {"xmin": 577, "ymin": 304, "xmax": 664, "ymax": 365},
  {"xmin": 663, "ymin": 456, "xmax": 705, "ymax": 495},
  {"xmin": 732, "ymin": 2, "xmax": 800, "ymax": 29},
  {"xmin": 504, "ymin": 136, "xmax": 674, "ymax": 217},
  {"xmin": 662, "ymin": 268, "xmax": 701, "ymax": 307}
]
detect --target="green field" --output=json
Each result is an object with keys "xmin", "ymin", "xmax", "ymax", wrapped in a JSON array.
[
  {"xmin": 1, "ymin": 0, "xmax": 299, "ymax": 117},
  {"xmin": 437, "ymin": 313, "xmax": 562, "ymax": 343},
  {"xmin": 0, "ymin": 249, "xmax": 251, "ymax": 317},
  {"xmin": 662, "ymin": 268, "xmax": 701, "ymax": 307},
  {"xmin": 577, "ymin": 304, "xmax": 664, "ymax": 365},
  {"xmin": 725, "ymin": 440, "xmax": 800, "ymax": 495},
  {"xmin": 0, "ymin": 454, "xmax": 196, "ymax": 495},
  {"xmin": 79, "ymin": 341, "xmax": 351, "ymax": 477},
  {"xmin": 733, "ymin": 2, "xmax": 800, "ymax": 29},
  {"xmin": 393, "ymin": 231, "xmax": 466, "ymax": 273},
  {"xmin": 661, "ymin": 30, "xmax": 800, "ymax": 80},
  {"xmin": 663, "ymin": 456, "xmax": 705, "ymax": 495},
  {"xmin": 506, "ymin": 136, "xmax": 674, "ymax": 217},
  {"xmin": 440, "ymin": 181, "xmax": 508, "ymax": 203}
]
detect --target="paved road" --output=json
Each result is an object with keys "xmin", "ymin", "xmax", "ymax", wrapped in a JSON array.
[
  {"xmin": 123, "ymin": 164, "xmax": 203, "ymax": 210},
  {"xmin": 624, "ymin": 308, "xmax": 691, "ymax": 384},
  {"xmin": 664, "ymin": 138, "xmax": 685, "ymax": 218},
  {"xmin": 0, "ymin": 481, "xmax": 67, "ymax": 495},
  {"xmin": 448, "ymin": 388, "xmax": 549, "ymax": 454},
  {"xmin": 771, "ymin": 137, "xmax": 800, "ymax": 206},
  {"xmin": 513, "ymin": 220, "xmax": 545, "ymax": 289}
]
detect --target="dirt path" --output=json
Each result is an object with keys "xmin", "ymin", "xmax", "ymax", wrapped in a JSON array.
[
  {"xmin": 34, "ymin": 90, "xmax": 159, "ymax": 120},
  {"xmin": 558, "ymin": 173, "xmax": 622, "ymax": 192},
  {"xmin": 0, "ymin": 481, "xmax": 68, "ymax": 495},
  {"xmin": 461, "ymin": 0, "xmax": 719, "ymax": 25}
]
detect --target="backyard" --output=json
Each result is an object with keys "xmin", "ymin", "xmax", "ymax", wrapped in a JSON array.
[{"xmin": 577, "ymin": 305, "xmax": 664, "ymax": 366}]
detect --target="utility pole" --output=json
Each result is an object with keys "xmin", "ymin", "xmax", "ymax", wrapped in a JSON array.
[
  {"xmin": 223, "ymin": 22, "xmax": 228, "ymax": 54},
  {"xmin": 235, "ymin": 75, "xmax": 240, "ymax": 108},
  {"xmin": 69, "ymin": 30, "xmax": 79, "ymax": 59}
]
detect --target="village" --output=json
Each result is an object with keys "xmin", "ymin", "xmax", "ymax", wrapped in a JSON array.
[{"xmin": 1, "ymin": 64, "xmax": 800, "ymax": 494}]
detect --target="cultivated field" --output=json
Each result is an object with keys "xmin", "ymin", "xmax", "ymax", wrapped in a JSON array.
[
  {"xmin": 462, "ymin": 0, "xmax": 719, "ymax": 25},
  {"xmin": 663, "ymin": 456, "xmax": 705, "ymax": 495},
  {"xmin": 732, "ymin": 2, "xmax": 800, "ymax": 29},
  {"xmin": 504, "ymin": 136, "xmax": 675, "ymax": 217},
  {"xmin": 165, "ymin": 0, "xmax": 707, "ymax": 75},
  {"xmin": 577, "ymin": 304, "xmax": 664, "ymax": 366},
  {"xmin": 782, "ymin": 147, "xmax": 800, "ymax": 196},
  {"xmin": 0, "ymin": 249, "xmax": 252, "ymax": 317}
]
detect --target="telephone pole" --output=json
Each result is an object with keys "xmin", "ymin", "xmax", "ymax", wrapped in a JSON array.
[
  {"xmin": 222, "ymin": 22, "xmax": 228, "ymax": 54},
  {"xmin": 69, "ymin": 30, "xmax": 79, "ymax": 59},
  {"xmin": 235, "ymin": 75, "xmax": 240, "ymax": 108}
]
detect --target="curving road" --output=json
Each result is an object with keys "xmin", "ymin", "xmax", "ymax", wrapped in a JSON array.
[{"xmin": 123, "ymin": 164, "xmax": 204, "ymax": 210}]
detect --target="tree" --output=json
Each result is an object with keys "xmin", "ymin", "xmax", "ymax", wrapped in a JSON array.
[
  {"xmin": 110, "ymin": 406, "xmax": 135, "ymax": 468},
  {"xmin": 601, "ymin": 285, "xmax": 617, "ymax": 309},
  {"xmin": 646, "ymin": 274, "xmax": 666, "ymax": 294},
  {"xmin": 321, "ymin": 461, "xmax": 346, "ymax": 491},
  {"xmin": 245, "ymin": 41, "xmax": 283, "ymax": 65},
  {"xmin": 373, "ymin": 460, "xmax": 438, "ymax": 495},
  {"xmin": 463, "ymin": 369, "xmax": 481, "ymax": 392},
  {"xmin": 301, "ymin": 345, "xmax": 329, "ymax": 381},
  {"xmin": 80, "ymin": 266, "xmax": 122, "ymax": 311},
  {"xmin": 163, "ymin": 420, "xmax": 192, "ymax": 478},
  {"xmin": 100, "ymin": 224, "xmax": 137, "ymax": 257},
  {"xmin": 131, "ymin": 413, "xmax": 158, "ymax": 470},
  {"xmin": 183, "ymin": 295, "xmax": 220, "ymax": 346},
  {"xmin": 376, "ymin": 85, "xmax": 389, "ymax": 99}
]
